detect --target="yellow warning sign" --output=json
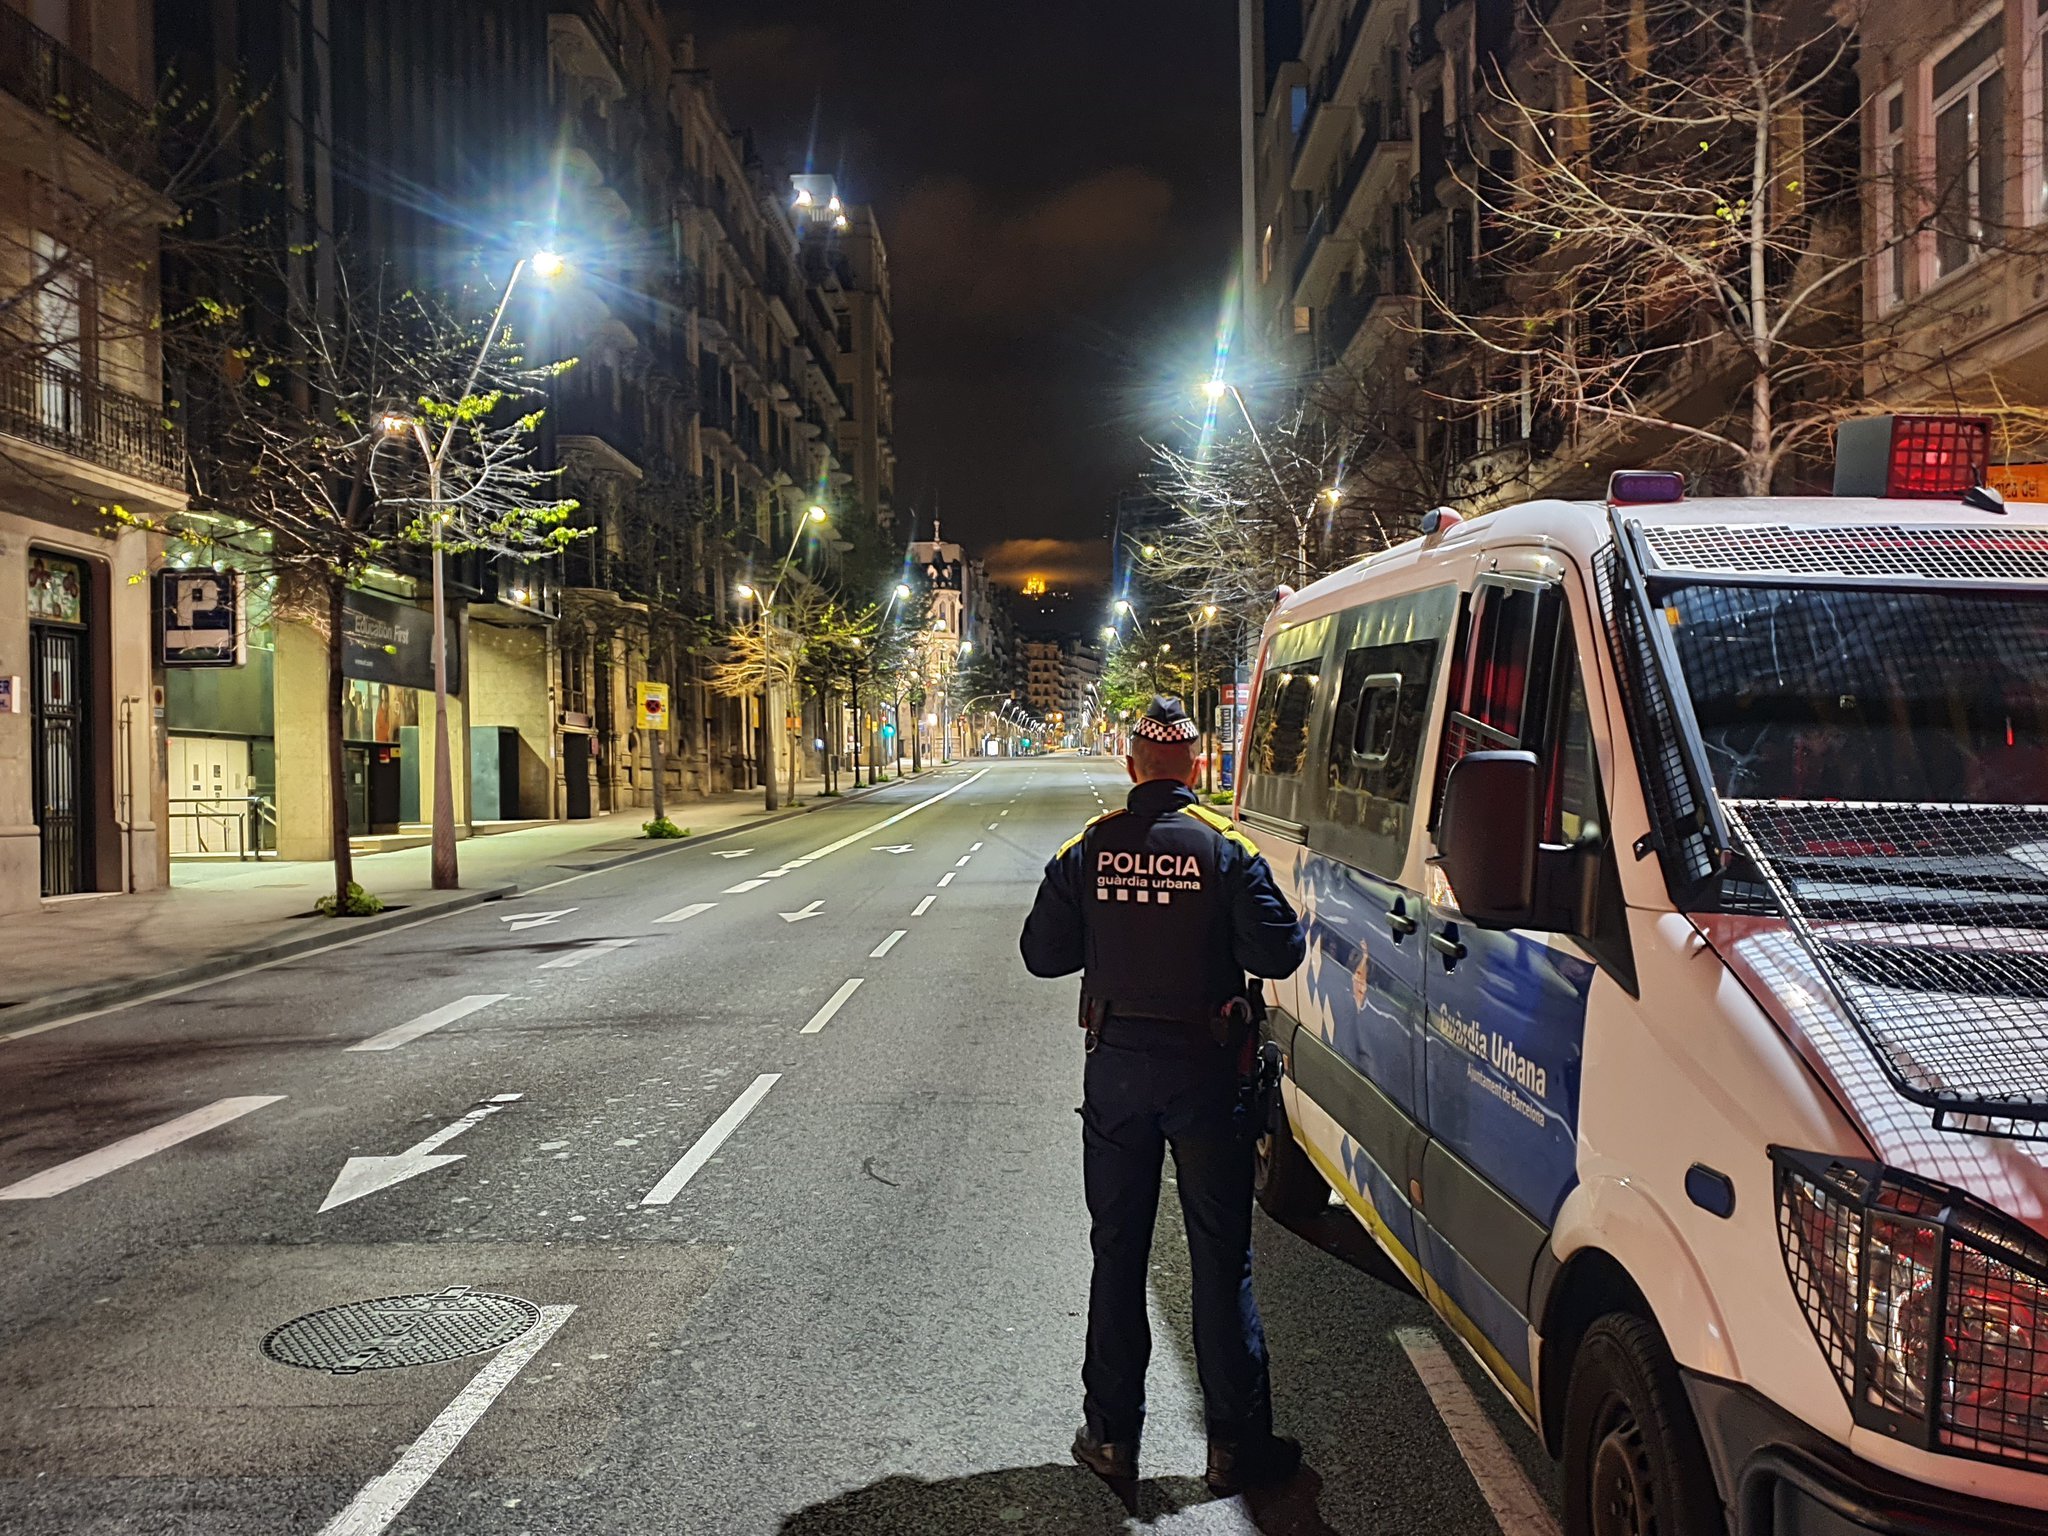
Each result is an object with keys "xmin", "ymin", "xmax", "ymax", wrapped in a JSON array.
[{"xmin": 635, "ymin": 681, "xmax": 670, "ymax": 731}]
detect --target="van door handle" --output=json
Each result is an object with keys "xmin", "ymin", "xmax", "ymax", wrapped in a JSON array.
[
  {"xmin": 1387, "ymin": 905, "xmax": 1418, "ymax": 940},
  {"xmin": 1428, "ymin": 927, "xmax": 1466, "ymax": 968}
]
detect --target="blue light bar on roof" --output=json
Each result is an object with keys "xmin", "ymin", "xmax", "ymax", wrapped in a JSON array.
[{"xmin": 1609, "ymin": 470, "xmax": 1686, "ymax": 505}]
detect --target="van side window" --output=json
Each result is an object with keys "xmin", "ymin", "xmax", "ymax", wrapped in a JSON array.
[
  {"xmin": 1249, "ymin": 660, "xmax": 1323, "ymax": 776},
  {"xmin": 1553, "ymin": 660, "xmax": 1603, "ymax": 845},
  {"xmin": 1241, "ymin": 615, "xmax": 1334, "ymax": 829},
  {"xmin": 1433, "ymin": 579, "xmax": 1564, "ymax": 822},
  {"xmin": 1318, "ymin": 585, "xmax": 1456, "ymax": 876}
]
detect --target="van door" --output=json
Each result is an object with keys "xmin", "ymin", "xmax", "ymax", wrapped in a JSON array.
[
  {"xmin": 1288, "ymin": 588, "xmax": 1456, "ymax": 1255},
  {"xmin": 1416, "ymin": 575, "xmax": 1604, "ymax": 1403}
]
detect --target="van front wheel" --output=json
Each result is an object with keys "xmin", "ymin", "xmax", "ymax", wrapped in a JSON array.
[
  {"xmin": 1253, "ymin": 1118, "xmax": 1328, "ymax": 1220},
  {"xmin": 1561, "ymin": 1314, "xmax": 1720, "ymax": 1536}
]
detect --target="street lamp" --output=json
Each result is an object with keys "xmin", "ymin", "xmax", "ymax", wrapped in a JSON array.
[{"xmin": 374, "ymin": 248, "xmax": 563, "ymax": 890}]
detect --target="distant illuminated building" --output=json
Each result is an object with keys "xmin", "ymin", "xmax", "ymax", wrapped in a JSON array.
[{"xmin": 1022, "ymin": 574, "xmax": 1047, "ymax": 597}]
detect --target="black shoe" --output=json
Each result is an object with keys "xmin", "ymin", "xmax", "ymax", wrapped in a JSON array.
[
  {"xmin": 1205, "ymin": 1433, "xmax": 1301, "ymax": 1496},
  {"xmin": 1071, "ymin": 1428, "xmax": 1138, "ymax": 1481}
]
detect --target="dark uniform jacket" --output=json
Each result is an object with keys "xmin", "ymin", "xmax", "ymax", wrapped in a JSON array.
[{"xmin": 1020, "ymin": 779, "xmax": 1306, "ymax": 1023}]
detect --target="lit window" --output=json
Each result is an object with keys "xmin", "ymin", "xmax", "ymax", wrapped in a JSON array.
[
  {"xmin": 1931, "ymin": 13, "xmax": 2005, "ymax": 278},
  {"xmin": 1293, "ymin": 305, "xmax": 1312, "ymax": 335}
]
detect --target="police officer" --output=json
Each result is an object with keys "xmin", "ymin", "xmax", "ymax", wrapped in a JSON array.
[{"xmin": 1020, "ymin": 695, "xmax": 1307, "ymax": 1497}]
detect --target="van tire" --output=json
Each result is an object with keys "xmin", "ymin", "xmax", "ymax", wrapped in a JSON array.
[
  {"xmin": 1254, "ymin": 1119, "xmax": 1328, "ymax": 1220},
  {"xmin": 1561, "ymin": 1313, "xmax": 1721, "ymax": 1536}
]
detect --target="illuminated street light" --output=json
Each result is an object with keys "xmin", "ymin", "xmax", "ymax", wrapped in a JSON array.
[
  {"xmin": 1202, "ymin": 378, "xmax": 1228, "ymax": 401},
  {"xmin": 531, "ymin": 249, "xmax": 565, "ymax": 278},
  {"xmin": 807, "ymin": 505, "xmax": 827, "ymax": 522},
  {"xmin": 1115, "ymin": 599, "xmax": 1132, "ymax": 615},
  {"xmin": 895, "ymin": 583, "xmax": 911, "ymax": 599},
  {"xmin": 378, "ymin": 412, "xmax": 411, "ymax": 434},
  {"xmin": 735, "ymin": 583, "xmax": 757, "ymax": 601},
  {"xmin": 1323, "ymin": 486, "xmax": 1341, "ymax": 505}
]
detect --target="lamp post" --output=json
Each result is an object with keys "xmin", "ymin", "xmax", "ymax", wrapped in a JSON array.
[
  {"xmin": 740, "ymin": 505, "xmax": 828, "ymax": 810},
  {"xmin": 377, "ymin": 248, "xmax": 562, "ymax": 890},
  {"xmin": 1195, "ymin": 603, "xmax": 1218, "ymax": 792}
]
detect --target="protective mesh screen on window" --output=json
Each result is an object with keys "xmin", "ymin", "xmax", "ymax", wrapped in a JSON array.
[
  {"xmin": 1726, "ymin": 799, "xmax": 2048, "ymax": 1134},
  {"xmin": 1643, "ymin": 524, "xmax": 2048, "ymax": 583}
]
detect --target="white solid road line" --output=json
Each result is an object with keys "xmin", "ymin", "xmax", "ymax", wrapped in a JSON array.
[
  {"xmin": 937, "ymin": 872, "xmax": 956, "ymax": 887},
  {"xmin": 912, "ymin": 895, "xmax": 936, "ymax": 917},
  {"xmin": 0, "ymin": 1096, "xmax": 284, "ymax": 1200},
  {"xmin": 800, "ymin": 977, "xmax": 865, "ymax": 1034},
  {"xmin": 1396, "ymin": 1327, "xmax": 1561, "ymax": 1536},
  {"xmin": 538, "ymin": 938, "xmax": 635, "ymax": 970},
  {"xmin": 349, "ymin": 994, "xmax": 507, "ymax": 1053},
  {"xmin": 317, "ymin": 1303, "xmax": 575, "ymax": 1536},
  {"xmin": 641, "ymin": 1074, "xmax": 781, "ymax": 1204},
  {"xmin": 870, "ymin": 930, "xmax": 906, "ymax": 958},
  {"xmin": 654, "ymin": 902, "xmax": 716, "ymax": 924}
]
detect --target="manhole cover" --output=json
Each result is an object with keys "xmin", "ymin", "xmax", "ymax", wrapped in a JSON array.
[{"xmin": 262, "ymin": 1286, "xmax": 540, "ymax": 1373}]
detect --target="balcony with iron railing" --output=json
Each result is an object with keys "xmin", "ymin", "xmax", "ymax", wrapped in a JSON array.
[
  {"xmin": 0, "ymin": 3, "xmax": 148, "ymax": 161},
  {"xmin": 0, "ymin": 355, "xmax": 181, "ymax": 488}
]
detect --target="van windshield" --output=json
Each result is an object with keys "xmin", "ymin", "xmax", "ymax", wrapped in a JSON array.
[{"xmin": 1661, "ymin": 584, "xmax": 2048, "ymax": 805}]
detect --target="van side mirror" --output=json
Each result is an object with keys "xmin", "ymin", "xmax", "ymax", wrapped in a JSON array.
[{"xmin": 1434, "ymin": 751, "xmax": 1544, "ymax": 928}]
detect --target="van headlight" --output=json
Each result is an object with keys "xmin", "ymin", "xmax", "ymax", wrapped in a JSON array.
[{"xmin": 1772, "ymin": 1147, "xmax": 2048, "ymax": 1469}]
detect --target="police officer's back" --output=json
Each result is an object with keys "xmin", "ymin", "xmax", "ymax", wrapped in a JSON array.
[{"xmin": 1020, "ymin": 696, "xmax": 1305, "ymax": 1496}]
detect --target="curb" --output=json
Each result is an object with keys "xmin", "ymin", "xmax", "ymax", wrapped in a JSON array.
[
  {"xmin": 0, "ymin": 770, "xmax": 941, "ymax": 1035},
  {"xmin": 0, "ymin": 884, "xmax": 514, "ymax": 1037}
]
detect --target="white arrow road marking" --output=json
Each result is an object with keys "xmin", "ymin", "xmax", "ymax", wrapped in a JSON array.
[
  {"xmin": 912, "ymin": 895, "xmax": 936, "ymax": 917},
  {"xmin": 538, "ymin": 937, "xmax": 635, "ymax": 969},
  {"xmin": 641, "ymin": 1074, "xmax": 780, "ymax": 1204},
  {"xmin": 870, "ymin": 930, "xmax": 906, "ymax": 958},
  {"xmin": 319, "ymin": 1095, "xmax": 522, "ymax": 1212},
  {"xmin": 349, "ymin": 995, "xmax": 507, "ymax": 1053},
  {"xmin": 0, "ymin": 1096, "xmax": 283, "ymax": 1200},
  {"xmin": 783, "ymin": 768, "xmax": 989, "ymax": 866},
  {"xmin": 1397, "ymin": 1327, "xmax": 1562, "ymax": 1536},
  {"xmin": 872, "ymin": 844, "xmax": 914, "ymax": 854},
  {"xmin": 653, "ymin": 902, "xmax": 715, "ymax": 924},
  {"xmin": 499, "ymin": 909, "xmax": 576, "ymax": 933},
  {"xmin": 317, "ymin": 1303, "xmax": 574, "ymax": 1536},
  {"xmin": 780, "ymin": 900, "xmax": 825, "ymax": 923},
  {"xmin": 724, "ymin": 879, "xmax": 767, "ymax": 894},
  {"xmin": 801, "ymin": 978, "xmax": 864, "ymax": 1035},
  {"xmin": 711, "ymin": 848, "xmax": 753, "ymax": 859}
]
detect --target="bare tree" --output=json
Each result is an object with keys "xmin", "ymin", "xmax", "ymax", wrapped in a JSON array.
[{"xmin": 1423, "ymin": 0, "xmax": 1870, "ymax": 494}]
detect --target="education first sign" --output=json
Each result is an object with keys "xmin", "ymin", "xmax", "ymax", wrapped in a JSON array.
[{"xmin": 342, "ymin": 589, "xmax": 461, "ymax": 695}]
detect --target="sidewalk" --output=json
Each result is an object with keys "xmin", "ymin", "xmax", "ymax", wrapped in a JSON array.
[{"xmin": 0, "ymin": 770, "xmax": 922, "ymax": 1034}]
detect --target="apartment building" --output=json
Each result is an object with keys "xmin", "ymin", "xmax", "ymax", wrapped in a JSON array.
[
  {"xmin": 797, "ymin": 180, "xmax": 896, "ymax": 536},
  {"xmin": 0, "ymin": 0, "xmax": 182, "ymax": 911},
  {"xmin": 1022, "ymin": 638, "xmax": 1064, "ymax": 721}
]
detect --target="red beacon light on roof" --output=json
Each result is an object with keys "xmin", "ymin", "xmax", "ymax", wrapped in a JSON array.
[
  {"xmin": 1608, "ymin": 470, "xmax": 1686, "ymax": 505},
  {"xmin": 1833, "ymin": 413, "xmax": 1991, "ymax": 499}
]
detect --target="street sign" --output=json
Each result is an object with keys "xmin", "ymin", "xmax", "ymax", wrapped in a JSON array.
[
  {"xmin": 158, "ymin": 570, "xmax": 245, "ymax": 667},
  {"xmin": 635, "ymin": 681, "xmax": 670, "ymax": 731}
]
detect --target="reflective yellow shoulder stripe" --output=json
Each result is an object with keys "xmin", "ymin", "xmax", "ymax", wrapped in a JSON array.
[
  {"xmin": 1180, "ymin": 803, "xmax": 1261, "ymax": 857},
  {"xmin": 1057, "ymin": 808, "xmax": 1125, "ymax": 858}
]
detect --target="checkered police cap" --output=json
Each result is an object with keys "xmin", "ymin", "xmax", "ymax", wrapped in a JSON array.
[{"xmin": 1133, "ymin": 696, "xmax": 1199, "ymax": 743}]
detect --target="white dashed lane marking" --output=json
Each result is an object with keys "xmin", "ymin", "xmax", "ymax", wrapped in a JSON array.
[
  {"xmin": 870, "ymin": 930, "xmax": 907, "ymax": 958},
  {"xmin": 801, "ymin": 979, "xmax": 865, "ymax": 1036},
  {"xmin": 0, "ymin": 1097, "xmax": 285, "ymax": 1200},
  {"xmin": 350, "ymin": 995, "xmax": 507, "ymax": 1052},
  {"xmin": 937, "ymin": 872, "xmax": 956, "ymax": 887},
  {"xmin": 653, "ymin": 902, "xmax": 716, "ymax": 924},
  {"xmin": 539, "ymin": 939, "xmax": 635, "ymax": 970},
  {"xmin": 641, "ymin": 1075, "xmax": 782, "ymax": 1204},
  {"xmin": 912, "ymin": 896, "xmax": 936, "ymax": 917}
]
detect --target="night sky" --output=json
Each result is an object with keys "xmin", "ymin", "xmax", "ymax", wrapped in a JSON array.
[{"xmin": 687, "ymin": 2, "xmax": 1241, "ymax": 592}]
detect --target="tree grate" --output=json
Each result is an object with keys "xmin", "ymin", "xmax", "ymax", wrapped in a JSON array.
[{"xmin": 261, "ymin": 1286, "xmax": 541, "ymax": 1373}]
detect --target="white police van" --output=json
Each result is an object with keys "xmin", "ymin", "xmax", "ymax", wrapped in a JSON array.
[{"xmin": 1236, "ymin": 416, "xmax": 2048, "ymax": 1535}]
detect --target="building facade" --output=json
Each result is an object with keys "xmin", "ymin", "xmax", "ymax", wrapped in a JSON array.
[{"xmin": 1, "ymin": 0, "xmax": 183, "ymax": 912}]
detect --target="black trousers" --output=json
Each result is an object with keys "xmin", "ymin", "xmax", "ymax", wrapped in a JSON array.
[{"xmin": 1079, "ymin": 1022, "xmax": 1271, "ymax": 1445}]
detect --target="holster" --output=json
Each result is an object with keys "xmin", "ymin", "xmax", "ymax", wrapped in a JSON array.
[{"xmin": 1079, "ymin": 994, "xmax": 1110, "ymax": 1054}]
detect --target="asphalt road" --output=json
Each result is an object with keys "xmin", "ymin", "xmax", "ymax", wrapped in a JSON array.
[{"xmin": 0, "ymin": 756, "xmax": 1563, "ymax": 1535}]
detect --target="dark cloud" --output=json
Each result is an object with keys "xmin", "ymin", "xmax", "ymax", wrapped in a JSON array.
[{"xmin": 983, "ymin": 537, "xmax": 1111, "ymax": 590}]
